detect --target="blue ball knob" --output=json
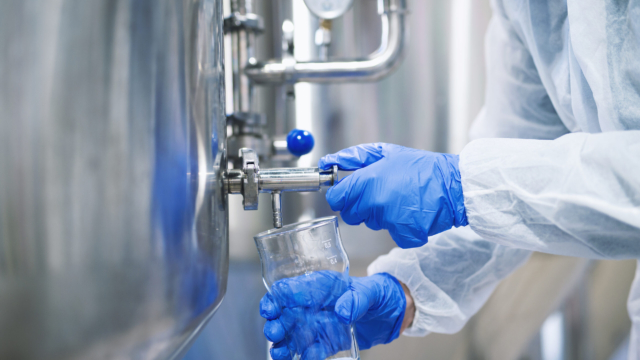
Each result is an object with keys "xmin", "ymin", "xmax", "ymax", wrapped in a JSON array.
[{"xmin": 286, "ymin": 129, "xmax": 315, "ymax": 157}]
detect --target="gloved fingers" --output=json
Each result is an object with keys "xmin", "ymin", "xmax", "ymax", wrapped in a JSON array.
[
  {"xmin": 314, "ymin": 311, "xmax": 354, "ymax": 352},
  {"xmin": 264, "ymin": 319, "xmax": 286, "ymax": 343},
  {"xmin": 301, "ymin": 342, "xmax": 332, "ymax": 360},
  {"xmin": 336, "ymin": 273, "xmax": 405, "ymax": 322},
  {"xmin": 389, "ymin": 231, "xmax": 426, "ymax": 249},
  {"xmin": 278, "ymin": 307, "xmax": 301, "ymax": 333},
  {"xmin": 287, "ymin": 319, "xmax": 315, "ymax": 352},
  {"xmin": 327, "ymin": 177, "xmax": 368, "ymax": 226},
  {"xmin": 362, "ymin": 214, "xmax": 384, "ymax": 231},
  {"xmin": 326, "ymin": 162, "xmax": 388, "ymax": 227},
  {"xmin": 325, "ymin": 171, "xmax": 372, "ymax": 228},
  {"xmin": 318, "ymin": 143, "xmax": 389, "ymax": 171},
  {"xmin": 335, "ymin": 286, "xmax": 373, "ymax": 324},
  {"xmin": 260, "ymin": 292, "xmax": 281, "ymax": 319},
  {"xmin": 325, "ymin": 173, "xmax": 356, "ymax": 213},
  {"xmin": 271, "ymin": 271, "xmax": 348, "ymax": 308},
  {"xmin": 270, "ymin": 341, "xmax": 292, "ymax": 360},
  {"xmin": 382, "ymin": 205, "xmax": 434, "ymax": 248}
]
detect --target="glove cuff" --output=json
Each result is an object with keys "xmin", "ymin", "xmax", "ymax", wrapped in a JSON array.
[
  {"xmin": 446, "ymin": 154, "xmax": 469, "ymax": 227},
  {"xmin": 381, "ymin": 273, "xmax": 407, "ymax": 344}
]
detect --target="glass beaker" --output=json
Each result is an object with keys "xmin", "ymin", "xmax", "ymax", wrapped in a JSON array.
[{"xmin": 254, "ymin": 216, "xmax": 359, "ymax": 360}]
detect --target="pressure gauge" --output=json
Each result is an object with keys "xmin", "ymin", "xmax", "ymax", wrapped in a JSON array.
[{"xmin": 303, "ymin": 0, "xmax": 354, "ymax": 19}]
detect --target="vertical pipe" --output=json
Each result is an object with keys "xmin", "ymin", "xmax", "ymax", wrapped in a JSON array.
[
  {"xmin": 272, "ymin": 2, "xmax": 292, "ymax": 139},
  {"xmin": 447, "ymin": 0, "xmax": 472, "ymax": 154},
  {"xmin": 447, "ymin": 0, "xmax": 491, "ymax": 153},
  {"xmin": 293, "ymin": 0, "xmax": 318, "ymax": 168},
  {"xmin": 230, "ymin": 0, "xmax": 255, "ymax": 113}
]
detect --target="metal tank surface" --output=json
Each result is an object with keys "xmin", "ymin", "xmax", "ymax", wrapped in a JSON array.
[{"xmin": 0, "ymin": 1, "xmax": 228, "ymax": 359}]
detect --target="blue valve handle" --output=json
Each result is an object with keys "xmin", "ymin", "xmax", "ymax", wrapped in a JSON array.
[{"xmin": 287, "ymin": 129, "xmax": 315, "ymax": 157}]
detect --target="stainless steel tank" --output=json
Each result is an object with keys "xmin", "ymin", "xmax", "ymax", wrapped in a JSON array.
[{"xmin": 0, "ymin": 1, "xmax": 228, "ymax": 359}]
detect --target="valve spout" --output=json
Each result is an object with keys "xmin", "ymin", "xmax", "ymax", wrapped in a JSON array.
[{"xmin": 272, "ymin": 191, "xmax": 283, "ymax": 228}]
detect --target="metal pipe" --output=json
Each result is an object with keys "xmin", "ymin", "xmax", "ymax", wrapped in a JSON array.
[
  {"xmin": 230, "ymin": 0, "xmax": 256, "ymax": 112},
  {"xmin": 244, "ymin": 0, "xmax": 408, "ymax": 84},
  {"xmin": 224, "ymin": 169, "xmax": 244, "ymax": 194},
  {"xmin": 259, "ymin": 167, "xmax": 332, "ymax": 192},
  {"xmin": 224, "ymin": 167, "xmax": 336, "ymax": 194}
]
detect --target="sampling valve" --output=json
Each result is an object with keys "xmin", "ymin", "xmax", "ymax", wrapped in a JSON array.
[{"xmin": 224, "ymin": 148, "xmax": 338, "ymax": 228}]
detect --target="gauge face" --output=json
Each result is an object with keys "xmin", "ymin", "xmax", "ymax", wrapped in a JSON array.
[{"xmin": 303, "ymin": 0, "xmax": 354, "ymax": 19}]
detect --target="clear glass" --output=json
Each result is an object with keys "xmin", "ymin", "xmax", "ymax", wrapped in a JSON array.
[{"xmin": 254, "ymin": 216, "xmax": 359, "ymax": 360}]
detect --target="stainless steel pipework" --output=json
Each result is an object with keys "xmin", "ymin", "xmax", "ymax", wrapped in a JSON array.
[
  {"xmin": 225, "ymin": 167, "xmax": 337, "ymax": 194},
  {"xmin": 224, "ymin": 149, "xmax": 338, "ymax": 228},
  {"xmin": 244, "ymin": 0, "xmax": 408, "ymax": 84},
  {"xmin": 226, "ymin": 0, "xmax": 262, "ymax": 113}
]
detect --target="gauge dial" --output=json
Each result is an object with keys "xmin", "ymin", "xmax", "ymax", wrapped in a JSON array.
[{"xmin": 303, "ymin": 0, "xmax": 354, "ymax": 20}]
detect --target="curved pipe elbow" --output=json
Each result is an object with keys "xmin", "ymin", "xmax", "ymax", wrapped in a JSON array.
[{"xmin": 245, "ymin": 0, "xmax": 408, "ymax": 84}]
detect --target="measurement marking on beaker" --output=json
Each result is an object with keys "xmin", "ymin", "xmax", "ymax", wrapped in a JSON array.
[
  {"xmin": 326, "ymin": 255, "xmax": 337, "ymax": 264},
  {"xmin": 322, "ymin": 239, "xmax": 332, "ymax": 249}
]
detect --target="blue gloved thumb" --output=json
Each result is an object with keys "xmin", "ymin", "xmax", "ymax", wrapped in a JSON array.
[
  {"xmin": 318, "ymin": 143, "xmax": 392, "ymax": 171},
  {"xmin": 334, "ymin": 282, "xmax": 377, "ymax": 324}
]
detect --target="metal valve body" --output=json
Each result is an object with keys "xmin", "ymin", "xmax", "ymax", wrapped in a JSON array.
[{"xmin": 224, "ymin": 148, "xmax": 338, "ymax": 228}]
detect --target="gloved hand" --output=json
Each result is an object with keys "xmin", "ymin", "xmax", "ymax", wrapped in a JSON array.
[
  {"xmin": 319, "ymin": 143, "xmax": 468, "ymax": 248},
  {"xmin": 335, "ymin": 272, "xmax": 407, "ymax": 350},
  {"xmin": 260, "ymin": 271, "xmax": 406, "ymax": 360}
]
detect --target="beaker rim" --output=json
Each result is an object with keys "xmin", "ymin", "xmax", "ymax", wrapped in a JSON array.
[{"xmin": 254, "ymin": 216, "xmax": 338, "ymax": 240}]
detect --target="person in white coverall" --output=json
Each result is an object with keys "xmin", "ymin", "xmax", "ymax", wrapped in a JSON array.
[{"xmin": 259, "ymin": 0, "xmax": 640, "ymax": 359}]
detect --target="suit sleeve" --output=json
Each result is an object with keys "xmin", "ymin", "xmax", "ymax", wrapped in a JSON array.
[
  {"xmin": 460, "ymin": 131, "xmax": 640, "ymax": 259},
  {"xmin": 368, "ymin": 227, "xmax": 532, "ymax": 336}
]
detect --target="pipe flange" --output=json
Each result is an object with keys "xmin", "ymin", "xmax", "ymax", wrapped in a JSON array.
[{"xmin": 240, "ymin": 148, "xmax": 259, "ymax": 210}]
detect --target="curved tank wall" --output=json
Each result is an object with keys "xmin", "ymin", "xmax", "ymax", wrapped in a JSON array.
[{"xmin": 0, "ymin": 0, "xmax": 228, "ymax": 359}]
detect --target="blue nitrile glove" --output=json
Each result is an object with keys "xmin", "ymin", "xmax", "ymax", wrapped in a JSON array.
[
  {"xmin": 334, "ymin": 273, "xmax": 406, "ymax": 350},
  {"xmin": 318, "ymin": 143, "xmax": 468, "ymax": 248},
  {"xmin": 260, "ymin": 271, "xmax": 406, "ymax": 360}
]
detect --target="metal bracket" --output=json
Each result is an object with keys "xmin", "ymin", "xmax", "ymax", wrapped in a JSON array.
[
  {"xmin": 227, "ymin": 112, "xmax": 269, "ymax": 168},
  {"xmin": 223, "ymin": 13, "xmax": 264, "ymax": 34},
  {"xmin": 240, "ymin": 148, "xmax": 259, "ymax": 210}
]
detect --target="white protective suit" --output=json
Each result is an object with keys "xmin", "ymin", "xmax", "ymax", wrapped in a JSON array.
[{"xmin": 368, "ymin": 0, "xmax": 640, "ymax": 356}]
